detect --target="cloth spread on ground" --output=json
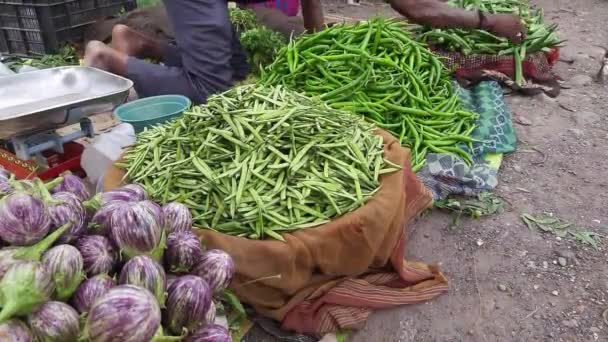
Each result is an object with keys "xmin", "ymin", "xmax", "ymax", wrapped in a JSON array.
[
  {"xmin": 417, "ymin": 81, "xmax": 516, "ymax": 200},
  {"xmin": 103, "ymin": 130, "xmax": 449, "ymax": 334}
]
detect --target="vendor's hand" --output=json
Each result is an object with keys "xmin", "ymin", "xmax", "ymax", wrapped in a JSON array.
[{"xmin": 484, "ymin": 14, "xmax": 526, "ymax": 44}]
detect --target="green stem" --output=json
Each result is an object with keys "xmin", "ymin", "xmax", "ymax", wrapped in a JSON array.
[
  {"xmin": 14, "ymin": 222, "xmax": 72, "ymax": 261},
  {"xmin": 0, "ymin": 301, "xmax": 18, "ymax": 323},
  {"xmin": 44, "ymin": 177, "xmax": 63, "ymax": 190}
]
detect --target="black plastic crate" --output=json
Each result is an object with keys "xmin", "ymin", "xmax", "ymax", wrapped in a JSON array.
[{"xmin": 0, "ymin": 0, "xmax": 136, "ymax": 55}]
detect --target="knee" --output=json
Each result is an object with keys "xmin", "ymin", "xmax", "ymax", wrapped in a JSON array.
[
  {"xmin": 85, "ymin": 40, "xmax": 107, "ymax": 58},
  {"xmin": 111, "ymin": 24, "xmax": 132, "ymax": 41}
]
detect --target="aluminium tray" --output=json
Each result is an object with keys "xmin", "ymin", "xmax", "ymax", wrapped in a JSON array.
[{"xmin": 0, "ymin": 66, "xmax": 133, "ymax": 139}]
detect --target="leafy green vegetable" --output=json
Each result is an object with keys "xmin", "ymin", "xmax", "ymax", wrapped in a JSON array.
[
  {"xmin": 239, "ymin": 27, "xmax": 286, "ymax": 75},
  {"xmin": 10, "ymin": 45, "xmax": 79, "ymax": 71},
  {"xmin": 229, "ymin": 7, "xmax": 259, "ymax": 33}
]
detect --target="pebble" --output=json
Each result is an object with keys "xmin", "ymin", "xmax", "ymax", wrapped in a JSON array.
[
  {"xmin": 590, "ymin": 327, "xmax": 601, "ymax": 333},
  {"xmin": 573, "ymin": 111, "xmax": 601, "ymax": 126},
  {"xmin": 497, "ymin": 284, "xmax": 507, "ymax": 292},
  {"xmin": 558, "ymin": 257, "xmax": 568, "ymax": 267},
  {"xmin": 568, "ymin": 128, "xmax": 584, "ymax": 138},
  {"xmin": 533, "ymin": 284, "xmax": 540, "ymax": 290},
  {"xmin": 512, "ymin": 164, "xmax": 522, "ymax": 173},
  {"xmin": 526, "ymin": 261, "xmax": 537, "ymax": 269},
  {"xmin": 569, "ymin": 74, "xmax": 593, "ymax": 87},
  {"xmin": 550, "ymin": 301, "xmax": 557, "ymax": 307},
  {"xmin": 562, "ymin": 319, "xmax": 579, "ymax": 328},
  {"xmin": 557, "ymin": 250, "xmax": 576, "ymax": 261},
  {"xmin": 552, "ymin": 290, "xmax": 559, "ymax": 296},
  {"xmin": 543, "ymin": 261, "xmax": 549, "ymax": 269}
]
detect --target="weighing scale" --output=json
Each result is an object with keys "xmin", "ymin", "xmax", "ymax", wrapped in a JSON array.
[{"xmin": 0, "ymin": 66, "xmax": 133, "ymax": 179}]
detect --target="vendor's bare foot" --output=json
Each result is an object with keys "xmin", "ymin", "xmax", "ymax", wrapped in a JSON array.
[{"xmin": 84, "ymin": 40, "xmax": 128, "ymax": 75}]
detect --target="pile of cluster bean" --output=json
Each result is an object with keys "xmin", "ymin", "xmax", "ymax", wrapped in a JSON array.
[
  {"xmin": 262, "ymin": 18, "xmax": 478, "ymax": 170},
  {"xmin": 120, "ymin": 85, "xmax": 400, "ymax": 240}
]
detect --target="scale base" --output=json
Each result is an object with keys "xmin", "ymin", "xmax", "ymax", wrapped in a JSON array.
[{"xmin": 10, "ymin": 119, "xmax": 94, "ymax": 161}]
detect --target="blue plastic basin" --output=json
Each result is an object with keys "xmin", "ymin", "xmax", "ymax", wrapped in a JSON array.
[{"xmin": 114, "ymin": 95, "xmax": 191, "ymax": 133}]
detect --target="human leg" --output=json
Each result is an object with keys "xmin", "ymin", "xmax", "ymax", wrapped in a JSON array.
[
  {"xmin": 162, "ymin": 0, "xmax": 238, "ymax": 94},
  {"xmin": 110, "ymin": 24, "xmax": 184, "ymax": 67}
]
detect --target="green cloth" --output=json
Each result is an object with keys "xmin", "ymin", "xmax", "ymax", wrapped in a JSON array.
[
  {"xmin": 418, "ymin": 81, "xmax": 516, "ymax": 199},
  {"xmin": 457, "ymin": 80, "xmax": 517, "ymax": 156}
]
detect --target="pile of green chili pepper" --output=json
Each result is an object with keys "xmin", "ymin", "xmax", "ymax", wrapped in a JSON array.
[
  {"xmin": 262, "ymin": 18, "xmax": 478, "ymax": 171},
  {"xmin": 119, "ymin": 85, "xmax": 400, "ymax": 241},
  {"xmin": 416, "ymin": 0, "xmax": 563, "ymax": 84}
]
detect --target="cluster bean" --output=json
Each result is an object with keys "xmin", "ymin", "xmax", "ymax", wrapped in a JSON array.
[{"xmin": 119, "ymin": 85, "xmax": 400, "ymax": 240}]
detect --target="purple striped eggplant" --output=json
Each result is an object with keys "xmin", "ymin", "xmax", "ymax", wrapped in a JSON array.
[
  {"xmin": 85, "ymin": 285, "xmax": 161, "ymax": 342},
  {"xmin": 0, "ymin": 249, "xmax": 26, "ymax": 279},
  {"xmin": 192, "ymin": 250, "xmax": 235, "ymax": 293},
  {"xmin": 50, "ymin": 173, "xmax": 91, "ymax": 201},
  {"xmin": 204, "ymin": 301, "xmax": 217, "ymax": 325},
  {"xmin": 0, "ymin": 179, "xmax": 12, "ymax": 198},
  {"xmin": 0, "ymin": 262, "xmax": 54, "ymax": 323},
  {"xmin": 0, "ymin": 192, "xmax": 50, "ymax": 246},
  {"xmin": 75, "ymin": 235, "xmax": 117, "ymax": 276},
  {"xmin": 166, "ymin": 274, "xmax": 178, "ymax": 289},
  {"xmin": 110, "ymin": 201, "xmax": 165, "ymax": 261},
  {"xmin": 71, "ymin": 274, "xmax": 116, "ymax": 314},
  {"xmin": 119, "ymin": 256, "xmax": 166, "ymax": 305},
  {"xmin": 165, "ymin": 230, "xmax": 202, "ymax": 273},
  {"xmin": 141, "ymin": 200, "xmax": 164, "ymax": 228},
  {"xmin": 187, "ymin": 324, "xmax": 231, "ymax": 342},
  {"xmin": 41, "ymin": 245, "xmax": 84, "ymax": 301},
  {"xmin": 0, "ymin": 222, "xmax": 71, "ymax": 278},
  {"xmin": 27, "ymin": 301, "xmax": 80, "ymax": 342},
  {"xmin": 164, "ymin": 275, "xmax": 212, "ymax": 335},
  {"xmin": 162, "ymin": 202, "xmax": 193, "ymax": 233},
  {"xmin": 47, "ymin": 192, "xmax": 87, "ymax": 243},
  {"xmin": 84, "ymin": 184, "xmax": 147, "ymax": 211},
  {"xmin": 89, "ymin": 200, "xmax": 126, "ymax": 236},
  {"xmin": 0, "ymin": 319, "xmax": 33, "ymax": 342}
]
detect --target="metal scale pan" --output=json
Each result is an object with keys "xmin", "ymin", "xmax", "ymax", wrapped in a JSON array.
[{"xmin": 0, "ymin": 66, "xmax": 133, "ymax": 140}]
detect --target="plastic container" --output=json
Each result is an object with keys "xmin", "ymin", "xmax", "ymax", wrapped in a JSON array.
[
  {"xmin": 0, "ymin": 0, "xmax": 137, "ymax": 55},
  {"xmin": 80, "ymin": 123, "xmax": 135, "ymax": 193},
  {"xmin": 113, "ymin": 95, "xmax": 191, "ymax": 133}
]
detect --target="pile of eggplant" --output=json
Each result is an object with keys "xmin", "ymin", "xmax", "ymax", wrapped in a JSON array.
[{"xmin": 0, "ymin": 167, "xmax": 234, "ymax": 341}]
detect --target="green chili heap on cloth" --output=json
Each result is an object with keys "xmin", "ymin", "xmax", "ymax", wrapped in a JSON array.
[
  {"xmin": 118, "ymin": 85, "xmax": 400, "ymax": 240},
  {"xmin": 416, "ymin": 0, "xmax": 563, "ymax": 84},
  {"xmin": 262, "ymin": 18, "xmax": 478, "ymax": 171}
]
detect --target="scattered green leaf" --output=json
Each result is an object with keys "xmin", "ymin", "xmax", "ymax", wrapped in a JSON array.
[
  {"xmin": 520, "ymin": 213, "xmax": 602, "ymax": 250},
  {"xmin": 434, "ymin": 192, "xmax": 504, "ymax": 229}
]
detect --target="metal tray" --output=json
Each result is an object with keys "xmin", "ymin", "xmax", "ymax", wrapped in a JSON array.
[{"xmin": 0, "ymin": 66, "xmax": 133, "ymax": 139}]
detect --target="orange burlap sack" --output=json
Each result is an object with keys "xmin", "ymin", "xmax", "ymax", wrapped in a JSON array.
[{"xmin": 103, "ymin": 130, "xmax": 447, "ymax": 326}]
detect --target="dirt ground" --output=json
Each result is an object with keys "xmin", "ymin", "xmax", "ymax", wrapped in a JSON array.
[{"xmin": 248, "ymin": 0, "xmax": 608, "ymax": 341}]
